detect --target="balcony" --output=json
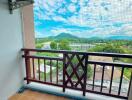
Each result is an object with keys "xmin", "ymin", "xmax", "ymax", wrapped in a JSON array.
[{"xmin": 21, "ymin": 48, "xmax": 132, "ymax": 100}]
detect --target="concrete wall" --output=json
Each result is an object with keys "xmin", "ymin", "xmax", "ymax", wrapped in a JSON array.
[
  {"xmin": 21, "ymin": 5, "xmax": 35, "ymax": 79},
  {"xmin": 22, "ymin": 5, "xmax": 35, "ymax": 48},
  {"xmin": 0, "ymin": 0, "xmax": 34, "ymax": 99}
]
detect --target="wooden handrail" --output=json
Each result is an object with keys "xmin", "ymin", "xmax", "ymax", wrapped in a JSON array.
[{"xmin": 22, "ymin": 48, "xmax": 132, "ymax": 58}]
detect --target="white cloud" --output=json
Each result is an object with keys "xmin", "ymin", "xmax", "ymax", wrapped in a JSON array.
[
  {"xmin": 58, "ymin": 8, "xmax": 67, "ymax": 14},
  {"xmin": 34, "ymin": 0, "xmax": 132, "ymax": 37},
  {"xmin": 35, "ymin": 31, "xmax": 44, "ymax": 38},
  {"xmin": 68, "ymin": 4, "xmax": 77, "ymax": 12},
  {"xmin": 34, "ymin": 0, "xmax": 132, "ymax": 24},
  {"xmin": 52, "ymin": 16, "xmax": 66, "ymax": 22},
  {"xmin": 50, "ymin": 28, "xmax": 72, "ymax": 36},
  {"xmin": 71, "ymin": 0, "xmax": 78, "ymax": 3},
  {"xmin": 34, "ymin": 21, "xmax": 42, "ymax": 26},
  {"xmin": 125, "ymin": 31, "xmax": 132, "ymax": 36}
]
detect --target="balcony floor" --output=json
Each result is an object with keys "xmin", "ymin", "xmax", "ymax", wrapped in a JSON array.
[
  {"xmin": 14, "ymin": 82, "xmax": 125, "ymax": 100},
  {"xmin": 9, "ymin": 90, "xmax": 71, "ymax": 100}
]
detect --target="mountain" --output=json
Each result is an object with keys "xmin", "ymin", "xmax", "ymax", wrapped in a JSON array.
[
  {"xmin": 106, "ymin": 36, "xmax": 132, "ymax": 40},
  {"xmin": 87, "ymin": 37, "xmax": 103, "ymax": 40},
  {"xmin": 54, "ymin": 33, "xmax": 79, "ymax": 40},
  {"xmin": 53, "ymin": 33, "xmax": 132, "ymax": 40},
  {"xmin": 37, "ymin": 33, "xmax": 80, "ymax": 42},
  {"xmin": 37, "ymin": 33, "xmax": 132, "ymax": 42}
]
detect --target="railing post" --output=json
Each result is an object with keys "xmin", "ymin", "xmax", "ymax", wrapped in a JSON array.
[
  {"xmin": 24, "ymin": 50, "xmax": 31, "ymax": 84},
  {"xmin": 128, "ymin": 73, "xmax": 132, "ymax": 100},
  {"xmin": 63, "ymin": 53, "xmax": 66, "ymax": 92},
  {"xmin": 128, "ymin": 80, "xmax": 132, "ymax": 100},
  {"xmin": 83, "ymin": 54, "xmax": 88, "ymax": 96}
]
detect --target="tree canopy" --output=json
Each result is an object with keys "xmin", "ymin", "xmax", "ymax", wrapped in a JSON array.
[
  {"xmin": 50, "ymin": 41, "xmax": 57, "ymax": 49},
  {"xmin": 89, "ymin": 44, "xmax": 125, "ymax": 53},
  {"xmin": 58, "ymin": 40, "xmax": 71, "ymax": 50}
]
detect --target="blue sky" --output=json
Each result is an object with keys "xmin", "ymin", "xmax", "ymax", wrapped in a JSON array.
[{"xmin": 34, "ymin": 0, "xmax": 132, "ymax": 38}]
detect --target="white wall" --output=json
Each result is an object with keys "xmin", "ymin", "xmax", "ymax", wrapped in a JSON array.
[{"xmin": 0, "ymin": 0, "xmax": 25, "ymax": 99}]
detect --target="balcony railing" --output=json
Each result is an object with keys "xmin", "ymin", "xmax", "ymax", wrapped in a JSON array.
[{"xmin": 22, "ymin": 48, "xmax": 132, "ymax": 99}]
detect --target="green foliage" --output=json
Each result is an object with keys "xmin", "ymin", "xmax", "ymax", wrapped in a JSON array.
[
  {"xmin": 35, "ymin": 38, "xmax": 51, "ymax": 44},
  {"xmin": 50, "ymin": 41, "xmax": 57, "ymax": 49},
  {"xmin": 35, "ymin": 37, "xmax": 132, "ymax": 80},
  {"xmin": 58, "ymin": 40, "xmax": 71, "ymax": 50},
  {"xmin": 121, "ymin": 50, "xmax": 132, "ymax": 63},
  {"xmin": 36, "ymin": 52, "xmax": 58, "ymax": 57},
  {"xmin": 120, "ymin": 51, "xmax": 132, "ymax": 79},
  {"xmin": 89, "ymin": 43, "xmax": 132, "ymax": 79},
  {"xmin": 87, "ymin": 65, "xmax": 92, "ymax": 79},
  {"xmin": 36, "ymin": 43, "xmax": 43, "ymax": 49},
  {"xmin": 89, "ymin": 44, "xmax": 125, "ymax": 53},
  {"xmin": 124, "ymin": 68, "xmax": 132, "ymax": 79}
]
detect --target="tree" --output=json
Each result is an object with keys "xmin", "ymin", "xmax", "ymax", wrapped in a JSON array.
[
  {"xmin": 58, "ymin": 40, "xmax": 71, "ymax": 50},
  {"xmin": 89, "ymin": 44, "xmax": 125, "ymax": 53},
  {"xmin": 36, "ymin": 43, "xmax": 43, "ymax": 49},
  {"xmin": 50, "ymin": 41, "xmax": 57, "ymax": 49},
  {"xmin": 88, "ymin": 44, "xmax": 125, "ymax": 61}
]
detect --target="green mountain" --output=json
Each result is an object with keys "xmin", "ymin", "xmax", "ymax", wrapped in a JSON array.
[
  {"xmin": 54, "ymin": 33, "xmax": 79, "ymax": 40},
  {"xmin": 36, "ymin": 33, "xmax": 132, "ymax": 44},
  {"xmin": 107, "ymin": 36, "xmax": 132, "ymax": 40}
]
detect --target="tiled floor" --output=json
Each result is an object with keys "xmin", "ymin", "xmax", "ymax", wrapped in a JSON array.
[{"xmin": 9, "ymin": 90, "xmax": 71, "ymax": 100}]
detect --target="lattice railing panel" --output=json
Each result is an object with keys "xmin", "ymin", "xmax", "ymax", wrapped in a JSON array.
[{"xmin": 64, "ymin": 53, "xmax": 87, "ymax": 90}]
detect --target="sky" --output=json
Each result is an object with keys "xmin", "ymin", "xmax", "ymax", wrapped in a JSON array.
[{"xmin": 34, "ymin": 0, "xmax": 132, "ymax": 38}]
